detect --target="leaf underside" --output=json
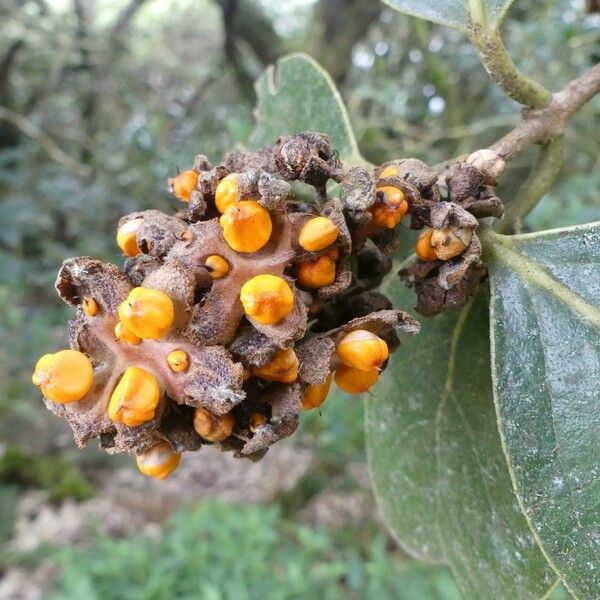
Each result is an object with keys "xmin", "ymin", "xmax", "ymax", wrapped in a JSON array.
[
  {"xmin": 250, "ymin": 53, "xmax": 365, "ymax": 166},
  {"xmin": 381, "ymin": 0, "xmax": 516, "ymax": 31},
  {"xmin": 366, "ymin": 276, "xmax": 556, "ymax": 599},
  {"xmin": 488, "ymin": 222, "xmax": 600, "ymax": 599}
]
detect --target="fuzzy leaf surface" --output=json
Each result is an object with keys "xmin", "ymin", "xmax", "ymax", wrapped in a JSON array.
[
  {"xmin": 382, "ymin": 0, "xmax": 516, "ymax": 31},
  {"xmin": 487, "ymin": 223, "xmax": 600, "ymax": 599},
  {"xmin": 366, "ymin": 277, "xmax": 556, "ymax": 599},
  {"xmin": 250, "ymin": 53, "xmax": 365, "ymax": 166}
]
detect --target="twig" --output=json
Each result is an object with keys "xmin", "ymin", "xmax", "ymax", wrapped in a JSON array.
[
  {"xmin": 434, "ymin": 63, "xmax": 600, "ymax": 229},
  {"xmin": 490, "ymin": 63, "xmax": 600, "ymax": 162},
  {"xmin": 469, "ymin": 24, "xmax": 552, "ymax": 109},
  {"xmin": 487, "ymin": 64, "xmax": 599, "ymax": 227}
]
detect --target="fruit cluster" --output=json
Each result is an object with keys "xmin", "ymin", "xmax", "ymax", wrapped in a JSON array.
[
  {"xmin": 32, "ymin": 132, "xmax": 421, "ymax": 479},
  {"xmin": 395, "ymin": 150, "xmax": 505, "ymax": 316}
]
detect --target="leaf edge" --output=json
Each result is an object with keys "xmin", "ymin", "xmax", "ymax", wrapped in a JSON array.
[
  {"xmin": 380, "ymin": 0, "xmax": 468, "ymax": 32},
  {"xmin": 488, "ymin": 270, "xmax": 579, "ymax": 599},
  {"xmin": 249, "ymin": 52, "xmax": 366, "ymax": 167}
]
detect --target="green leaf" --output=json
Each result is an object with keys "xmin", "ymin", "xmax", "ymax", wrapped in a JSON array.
[
  {"xmin": 250, "ymin": 53, "xmax": 366, "ymax": 166},
  {"xmin": 381, "ymin": 0, "xmax": 516, "ymax": 32},
  {"xmin": 486, "ymin": 222, "xmax": 600, "ymax": 599},
  {"xmin": 366, "ymin": 277, "xmax": 557, "ymax": 598}
]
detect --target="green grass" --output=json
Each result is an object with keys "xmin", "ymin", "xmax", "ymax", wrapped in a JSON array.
[
  {"xmin": 45, "ymin": 501, "xmax": 461, "ymax": 600},
  {"xmin": 0, "ymin": 445, "xmax": 94, "ymax": 504}
]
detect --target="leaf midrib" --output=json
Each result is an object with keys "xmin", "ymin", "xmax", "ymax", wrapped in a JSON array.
[
  {"xmin": 485, "ymin": 234, "xmax": 600, "ymax": 330},
  {"xmin": 523, "ymin": 285, "xmax": 582, "ymax": 528}
]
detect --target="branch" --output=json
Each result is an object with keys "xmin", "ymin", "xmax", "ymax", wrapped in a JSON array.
[
  {"xmin": 218, "ymin": 0, "xmax": 254, "ymax": 99},
  {"xmin": 214, "ymin": 0, "xmax": 286, "ymax": 100},
  {"xmin": 468, "ymin": 24, "xmax": 552, "ymax": 109},
  {"xmin": 483, "ymin": 64, "xmax": 600, "ymax": 230},
  {"xmin": 215, "ymin": 0, "xmax": 285, "ymax": 66},
  {"xmin": 308, "ymin": 0, "xmax": 380, "ymax": 84},
  {"xmin": 0, "ymin": 40, "xmax": 25, "ymax": 96},
  {"xmin": 112, "ymin": 0, "xmax": 151, "ymax": 35},
  {"xmin": 0, "ymin": 40, "xmax": 25, "ymax": 148},
  {"xmin": 0, "ymin": 106, "xmax": 91, "ymax": 177},
  {"xmin": 489, "ymin": 62, "xmax": 600, "ymax": 162},
  {"xmin": 434, "ymin": 63, "xmax": 600, "ymax": 229}
]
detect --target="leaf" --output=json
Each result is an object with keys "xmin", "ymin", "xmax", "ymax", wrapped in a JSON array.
[
  {"xmin": 381, "ymin": 0, "xmax": 516, "ymax": 32},
  {"xmin": 366, "ymin": 276, "xmax": 557, "ymax": 598},
  {"xmin": 250, "ymin": 53, "xmax": 366, "ymax": 166},
  {"xmin": 486, "ymin": 222, "xmax": 600, "ymax": 599}
]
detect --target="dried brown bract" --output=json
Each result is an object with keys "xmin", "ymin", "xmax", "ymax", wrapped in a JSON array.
[{"xmin": 397, "ymin": 154, "xmax": 505, "ymax": 316}]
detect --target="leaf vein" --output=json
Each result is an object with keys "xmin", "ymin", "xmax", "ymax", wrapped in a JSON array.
[
  {"xmin": 523, "ymin": 285, "xmax": 582, "ymax": 529},
  {"xmin": 488, "ymin": 236, "xmax": 600, "ymax": 330}
]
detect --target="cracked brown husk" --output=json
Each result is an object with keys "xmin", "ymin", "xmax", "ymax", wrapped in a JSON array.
[
  {"xmin": 38, "ymin": 132, "xmax": 503, "ymax": 472},
  {"xmin": 394, "ymin": 156, "xmax": 504, "ymax": 316}
]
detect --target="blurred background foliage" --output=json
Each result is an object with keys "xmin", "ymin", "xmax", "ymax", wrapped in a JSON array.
[{"xmin": 0, "ymin": 0, "xmax": 597, "ymax": 597}]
